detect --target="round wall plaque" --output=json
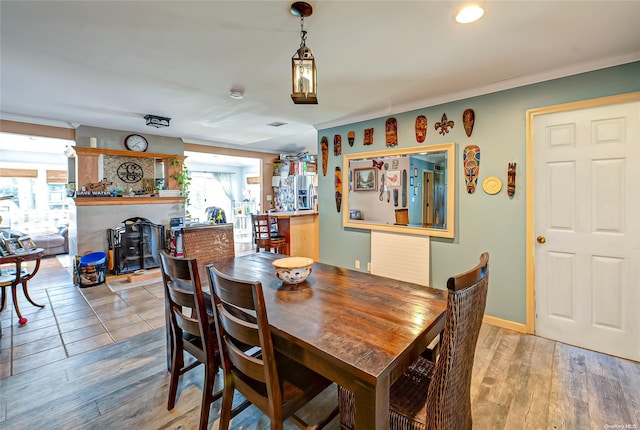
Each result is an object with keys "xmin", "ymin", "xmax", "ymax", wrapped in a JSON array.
[
  {"xmin": 482, "ymin": 176, "xmax": 502, "ymax": 195},
  {"xmin": 117, "ymin": 162, "xmax": 144, "ymax": 183}
]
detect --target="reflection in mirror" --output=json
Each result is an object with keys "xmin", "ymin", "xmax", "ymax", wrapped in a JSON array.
[{"xmin": 342, "ymin": 143, "xmax": 455, "ymax": 238}]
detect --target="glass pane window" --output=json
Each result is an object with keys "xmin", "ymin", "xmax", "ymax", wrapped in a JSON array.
[
  {"xmin": 0, "ymin": 177, "xmax": 36, "ymax": 210},
  {"xmin": 48, "ymin": 183, "xmax": 68, "ymax": 210},
  {"xmin": 188, "ymin": 172, "xmax": 232, "ymax": 223}
]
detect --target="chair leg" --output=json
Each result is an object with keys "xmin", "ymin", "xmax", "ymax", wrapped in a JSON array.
[
  {"xmin": 199, "ymin": 364, "xmax": 217, "ymax": 430},
  {"xmin": 167, "ymin": 340, "xmax": 183, "ymax": 409},
  {"xmin": 217, "ymin": 382, "xmax": 235, "ymax": 430}
]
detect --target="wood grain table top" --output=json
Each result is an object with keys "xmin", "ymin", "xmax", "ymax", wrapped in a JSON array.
[{"xmin": 214, "ymin": 252, "xmax": 446, "ymax": 412}]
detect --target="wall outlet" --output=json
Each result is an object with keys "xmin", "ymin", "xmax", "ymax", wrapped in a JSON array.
[
  {"xmin": 355, "ymin": 260, "xmax": 360, "ymax": 269},
  {"xmin": 367, "ymin": 262, "xmax": 371, "ymax": 272},
  {"xmin": 266, "ymin": 194, "xmax": 272, "ymax": 201}
]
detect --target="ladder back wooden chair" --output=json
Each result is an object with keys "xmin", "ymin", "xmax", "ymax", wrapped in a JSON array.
[
  {"xmin": 251, "ymin": 213, "xmax": 286, "ymax": 253},
  {"xmin": 159, "ymin": 251, "xmax": 222, "ymax": 430},
  {"xmin": 207, "ymin": 263, "xmax": 338, "ymax": 430},
  {"xmin": 338, "ymin": 252, "xmax": 490, "ymax": 430}
]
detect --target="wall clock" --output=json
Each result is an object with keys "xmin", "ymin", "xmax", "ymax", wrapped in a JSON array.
[
  {"xmin": 124, "ymin": 134, "xmax": 148, "ymax": 152},
  {"xmin": 117, "ymin": 162, "xmax": 144, "ymax": 183}
]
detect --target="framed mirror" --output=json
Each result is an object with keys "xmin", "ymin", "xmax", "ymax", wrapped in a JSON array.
[{"xmin": 342, "ymin": 143, "xmax": 455, "ymax": 238}]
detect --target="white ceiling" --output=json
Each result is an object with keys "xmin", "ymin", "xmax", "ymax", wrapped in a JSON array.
[{"xmin": 1, "ymin": 1, "xmax": 638, "ymax": 156}]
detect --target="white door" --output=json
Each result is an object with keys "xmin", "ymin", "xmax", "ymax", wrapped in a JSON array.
[{"xmin": 534, "ymin": 99, "xmax": 640, "ymax": 361}]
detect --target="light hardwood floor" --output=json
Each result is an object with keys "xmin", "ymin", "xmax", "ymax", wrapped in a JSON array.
[{"xmin": 1, "ymin": 257, "xmax": 639, "ymax": 429}]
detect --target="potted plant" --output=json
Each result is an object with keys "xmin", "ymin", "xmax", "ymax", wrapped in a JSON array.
[{"xmin": 170, "ymin": 158, "xmax": 192, "ymax": 216}]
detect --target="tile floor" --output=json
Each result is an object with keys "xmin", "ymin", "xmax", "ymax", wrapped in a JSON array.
[{"xmin": 0, "ymin": 255, "xmax": 166, "ymax": 379}]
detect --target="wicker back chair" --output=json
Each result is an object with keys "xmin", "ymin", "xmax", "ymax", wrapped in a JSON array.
[
  {"xmin": 208, "ymin": 263, "xmax": 338, "ymax": 430},
  {"xmin": 338, "ymin": 252, "xmax": 489, "ymax": 430}
]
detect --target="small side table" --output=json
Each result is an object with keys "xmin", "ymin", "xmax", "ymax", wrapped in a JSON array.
[{"xmin": 0, "ymin": 248, "xmax": 45, "ymax": 326}]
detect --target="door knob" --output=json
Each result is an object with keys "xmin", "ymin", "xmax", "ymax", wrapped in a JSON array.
[{"xmin": 536, "ymin": 236, "xmax": 546, "ymax": 244}]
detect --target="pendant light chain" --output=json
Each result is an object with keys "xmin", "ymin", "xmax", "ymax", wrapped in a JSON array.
[{"xmin": 299, "ymin": 16, "xmax": 307, "ymax": 55}]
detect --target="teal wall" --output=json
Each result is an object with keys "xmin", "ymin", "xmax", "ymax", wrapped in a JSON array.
[{"xmin": 317, "ymin": 62, "xmax": 640, "ymax": 325}]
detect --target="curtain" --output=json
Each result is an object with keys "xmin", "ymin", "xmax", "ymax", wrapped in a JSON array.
[{"xmin": 212, "ymin": 172, "xmax": 234, "ymax": 204}]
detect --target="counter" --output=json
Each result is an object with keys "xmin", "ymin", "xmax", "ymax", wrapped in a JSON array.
[{"xmin": 269, "ymin": 211, "xmax": 319, "ymax": 261}]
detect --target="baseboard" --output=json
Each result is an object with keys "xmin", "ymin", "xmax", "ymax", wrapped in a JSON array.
[{"xmin": 483, "ymin": 314, "xmax": 529, "ymax": 333}]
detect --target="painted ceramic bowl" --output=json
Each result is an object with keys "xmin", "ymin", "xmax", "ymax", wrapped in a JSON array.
[{"xmin": 273, "ymin": 257, "xmax": 314, "ymax": 284}]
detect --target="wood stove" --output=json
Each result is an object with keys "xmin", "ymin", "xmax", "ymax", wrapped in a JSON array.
[{"xmin": 107, "ymin": 217, "xmax": 165, "ymax": 275}]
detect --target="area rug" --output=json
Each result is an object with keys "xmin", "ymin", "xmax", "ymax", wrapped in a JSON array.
[{"xmin": 106, "ymin": 269, "xmax": 162, "ymax": 293}]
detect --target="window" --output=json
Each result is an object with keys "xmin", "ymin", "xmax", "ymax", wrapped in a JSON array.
[
  {"xmin": 188, "ymin": 172, "xmax": 233, "ymax": 222},
  {"xmin": 0, "ymin": 134, "xmax": 72, "ymax": 234},
  {"xmin": 48, "ymin": 183, "xmax": 68, "ymax": 210}
]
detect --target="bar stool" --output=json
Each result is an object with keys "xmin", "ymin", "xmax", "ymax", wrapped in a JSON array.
[{"xmin": 251, "ymin": 214, "xmax": 286, "ymax": 253}]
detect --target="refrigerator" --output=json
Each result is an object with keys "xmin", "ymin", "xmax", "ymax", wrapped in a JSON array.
[{"xmin": 294, "ymin": 174, "xmax": 317, "ymax": 210}]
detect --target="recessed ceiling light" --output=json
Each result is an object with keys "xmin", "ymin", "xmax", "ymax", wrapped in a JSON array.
[{"xmin": 456, "ymin": 5, "xmax": 484, "ymax": 24}]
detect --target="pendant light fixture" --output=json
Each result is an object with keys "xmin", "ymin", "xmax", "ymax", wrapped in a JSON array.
[{"xmin": 290, "ymin": 1, "xmax": 317, "ymax": 104}]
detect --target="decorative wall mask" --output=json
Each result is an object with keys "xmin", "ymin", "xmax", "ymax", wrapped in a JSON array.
[
  {"xmin": 347, "ymin": 131, "xmax": 355, "ymax": 146},
  {"xmin": 335, "ymin": 167, "xmax": 342, "ymax": 212},
  {"xmin": 364, "ymin": 128, "xmax": 374, "ymax": 145},
  {"xmin": 435, "ymin": 113, "xmax": 455, "ymax": 135},
  {"xmin": 463, "ymin": 144, "xmax": 481, "ymax": 194},
  {"xmin": 321, "ymin": 136, "xmax": 328, "ymax": 176},
  {"xmin": 415, "ymin": 115, "xmax": 427, "ymax": 143},
  {"xmin": 334, "ymin": 134, "xmax": 342, "ymax": 156},
  {"xmin": 385, "ymin": 117, "xmax": 398, "ymax": 147},
  {"xmin": 507, "ymin": 162, "xmax": 517, "ymax": 197},
  {"xmin": 463, "ymin": 109, "xmax": 475, "ymax": 137}
]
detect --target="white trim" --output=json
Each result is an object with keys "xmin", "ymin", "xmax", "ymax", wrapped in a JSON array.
[
  {"xmin": 315, "ymin": 54, "xmax": 640, "ymax": 131},
  {"xmin": 483, "ymin": 315, "xmax": 527, "ymax": 334},
  {"xmin": 0, "ymin": 113, "xmax": 76, "ymax": 129}
]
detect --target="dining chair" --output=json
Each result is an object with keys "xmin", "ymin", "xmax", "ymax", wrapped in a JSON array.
[
  {"xmin": 159, "ymin": 251, "xmax": 222, "ymax": 430},
  {"xmin": 207, "ymin": 264, "xmax": 339, "ymax": 430},
  {"xmin": 338, "ymin": 252, "xmax": 490, "ymax": 430},
  {"xmin": 251, "ymin": 213, "xmax": 286, "ymax": 253}
]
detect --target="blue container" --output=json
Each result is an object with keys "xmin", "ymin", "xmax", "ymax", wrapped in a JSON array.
[{"xmin": 80, "ymin": 252, "xmax": 107, "ymax": 267}]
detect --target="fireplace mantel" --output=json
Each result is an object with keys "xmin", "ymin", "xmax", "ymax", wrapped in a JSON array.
[
  {"xmin": 66, "ymin": 146, "xmax": 187, "ymax": 264},
  {"xmin": 65, "ymin": 145, "xmax": 186, "ymax": 191},
  {"xmin": 73, "ymin": 196, "xmax": 185, "ymax": 206}
]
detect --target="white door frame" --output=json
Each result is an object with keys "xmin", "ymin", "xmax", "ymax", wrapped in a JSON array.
[{"xmin": 524, "ymin": 91, "xmax": 640, "ymax": 333}]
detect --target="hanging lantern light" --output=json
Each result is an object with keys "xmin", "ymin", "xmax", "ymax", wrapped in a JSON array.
[{"xmin": 290, "ymin": 2, "xmax": 317, "ymax": 104}]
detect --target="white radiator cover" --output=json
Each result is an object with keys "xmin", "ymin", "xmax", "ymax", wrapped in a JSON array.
[{"xmin": 370, "ymin": 231, "xmax": 430, "ymax": 286}]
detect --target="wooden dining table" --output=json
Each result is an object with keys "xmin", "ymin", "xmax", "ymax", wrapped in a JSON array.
[{"xmin": 210, "ymin": 252, "xmax": 447, "ymax": 430}]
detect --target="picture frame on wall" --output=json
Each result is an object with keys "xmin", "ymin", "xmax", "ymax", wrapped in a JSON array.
[
  {"xmin": 385, "ymin": 170, "xmax": 401, "ymax": 187},
  {"xmin": 353, "ymin": 168, "xmax": 377, "ymax": 191}
]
